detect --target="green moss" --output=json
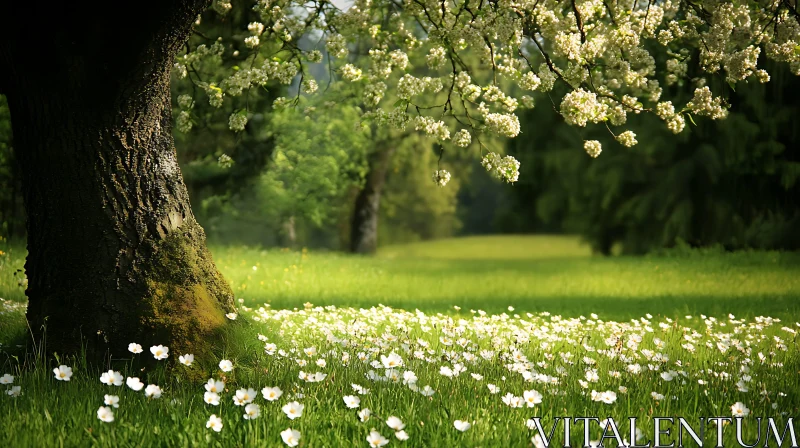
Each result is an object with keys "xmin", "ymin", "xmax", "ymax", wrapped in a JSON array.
[{"xmin": 141, "ymin": 220, "xmax": 234, "ymax": 364}]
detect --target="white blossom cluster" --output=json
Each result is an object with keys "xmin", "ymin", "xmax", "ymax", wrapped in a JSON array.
[
  {"xmin": 432, "ymin": 169, "xmax": 451, "ymax": 187},
  {"xmin": 229, "ymin": 112, "xmax": 248, "ymax": 132},
  {"xmin": 218, "ymin": 154, "xmax": 234, "ymax": 168},
  {"xmin": 172, "ymin": 0, "xmax": 800, "ymax": 185},
  {"xmin": 615, "ymin": 131, "xmax": 637, "ymax": 148},
  {"xmin": 584, "ymin": 140, "xmax": 602, "ymax": 158},
  {"xmin": 452, "ymin": 129, "xmax": 471, "ymax": 148},
  {"xmin": 481, "ymin": 152, "xmax": 520, "ymax": 183},
  {"xmin": 426, "ymin": 47, "xmax": 447, "ymax": 70}
]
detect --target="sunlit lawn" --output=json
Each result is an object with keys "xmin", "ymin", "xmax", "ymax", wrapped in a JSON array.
[
  {"xmin": 213, "ymin": 235, "xmax": 800, "ymax": 320},
  {"xmin": 1, "ymin": 236, "xmax": 799, "ymax": 447}
]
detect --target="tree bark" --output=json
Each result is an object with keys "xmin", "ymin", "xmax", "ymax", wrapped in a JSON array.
[
  {"xmin": 0, "ymin": 1, "xmax": 235, "ymax": 359},
  {"xmin": 350, "ymin": 143, "xmax": 396, "ymax": 254}
]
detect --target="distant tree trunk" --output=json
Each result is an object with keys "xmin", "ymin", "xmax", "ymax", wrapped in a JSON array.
[
  {"xmin": 282, "ymin": 216, "xmax": 297, "ymax": 248},
  {"xmin": 0, "ymin": 1, "xmax": 234, "ymax": 359},
  {"xmin": 350, "ymin": 144, "xmax": 396, "ymax": 254}
]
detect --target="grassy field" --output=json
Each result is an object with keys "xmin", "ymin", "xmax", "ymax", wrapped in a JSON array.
[
  {"xmin": 213, "ymin": 235, "xmax": 800, "ymax": 320},
  {"xmin": 1, "ymin": 236, "xmax": 799, "ymax": 447}
]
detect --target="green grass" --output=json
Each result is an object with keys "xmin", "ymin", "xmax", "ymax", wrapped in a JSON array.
[
  {"xmin": 213, "ymin": 235, "xmax": 800, "ymax": 320},
  {"xmin": 1, "ymin": 236, "xmax": 799, "ymax": 447}
]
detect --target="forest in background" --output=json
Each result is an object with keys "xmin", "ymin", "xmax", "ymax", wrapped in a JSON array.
[{"xmin": 0, "ymin": 5, "xmax": 798, "ymax": 255}]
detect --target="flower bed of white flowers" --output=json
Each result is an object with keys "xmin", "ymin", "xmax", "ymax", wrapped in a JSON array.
[{"xmin": 2, "ymin": 303, "xmax": 798, "ymax": 447}]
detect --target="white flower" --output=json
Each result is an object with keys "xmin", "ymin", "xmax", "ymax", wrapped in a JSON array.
[
  {"xmin": 601, "ymin": 391, "xmax": 618, "ymax": 404},
  {"xmin": 386, "ymin": 416, "xmax": 405, "ymax": 430},
  {"xmin": 6, "ymin": 385, "xmax": 21, "ymax": 397},
  {"xmin": 731, "ymin": 402, "xmax": 750, "ymax": 417},
  {"xmin": 226, "ymin": 313, "xmax": 238, "ymax": 320},
  {"xmin": 234, "ymin": 388, "xmax": 257, "ymax": 405},
  {"xmin": 381, "ymin": 352, "xmax": 403, "ymax": 369},
  {"xmin": 396, "ymin": 430, "xmax": 410, "ymax": 440},
  {"xmin": 97, "ymin": 406, "xmax": 114, "ymax": 423},
  {"xmin": 104, "ymin": 394, "xmax": 120, "ymax": 408},
  {"xmin": 359, "ymin": 408, "xmax": 372, "ymax": 422},
  {"xmin": 205, "ymin": 378, "xmax": 225, "ymax": 394},
  {"xmin": 126, "ymin": 377, "xmax": 144, "ymax": 391},
  {"xmin": 343, "ymin": 395, "xmax": 360, "ymax": 409},
  {"xmin": 367, "ymin": 431, "xmax": 390, "ymax": 447},
  {"xmin": 128, "ymin": 343, "xmax": 143, "ymax": 354},
  {"xmin": 454, "ymin": 420, "xmax": 472, "ymax": 431},
  {"xmin": 502, "ymin": 393, "xmax": 524, "ymax": 408},
  {"xmin": 523, "ymin": 390, "xmax": 543, "ymax": 407},
  {"xmin": 248, "ymin": 22, "xmax": 265, "ymax": 36},
  {"xmin": 144, "ymin": 384, "xmax": 162, "ymax": 399},
  {"xmin": 206, "ymin": 414, "xmax": 223, "ymax": 432},
  {"xmin": 487, "ymin": 384, "xmax": 500, "ymax": 394},
  {"xmin": 244, "ymin": 35, "xmax": 260, "ymax": 49},
  {"xmin": 204, "ymin": 391, "xmax": 221, "ymax": 406},
  {"xmin": 420, "ymin": 385, "xmax": 435, "ymax": 397},
  {"xmin": 100, "ymin": 370, "xmax": 123, "ymax": 386},
  {"xmin": 179, "ymin": 354, "xmax": 194, "ymax": 366},
  {"xmin": 219, "ymin": 359, "xmax": 233, "ymax": 372},
  {"xmin": 244, "ymin": 403, "xmax": 261, "ymax": 420},
  {"xmin": 150, "ymin": 345, "xmax": 169, "ymax": 360},
  {"xmin": 402, "ymin": 371, "xmax": 418, "ymax": 385},
  {"xmin": 281, "ymin": 428, "xmax": 301, "ymax": 447},
  {"xmin": 0, "ymin": 374, "xmax": 13, "ymax": 385},
  {"xmin": 282, "ymin": 401, "xmax": 304, "ymax": 419},
  {"xmin": 53, "ymin": 365, "xmax": 73, "ymax": 381},
  {"xmin": 262, "ymin": 386, "xmax": 283, "ymax": 401}
]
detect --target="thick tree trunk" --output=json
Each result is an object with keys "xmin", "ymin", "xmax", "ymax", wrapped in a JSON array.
[
  {"xmin": 0, "ymin": 1, "xmax": 234, "ymax": 359},
  {"xmin": 350, "ymin": 144, "xmax": 396, "ymax": 254}
]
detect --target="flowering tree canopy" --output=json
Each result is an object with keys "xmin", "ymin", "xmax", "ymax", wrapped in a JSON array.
[{"xmin": 176, "ymin": 0, "xmax": 800, "ymax": 184}]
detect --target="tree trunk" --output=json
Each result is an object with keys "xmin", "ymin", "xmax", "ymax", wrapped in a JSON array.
[
  {"xmin": 0, "ymin": 1, "xmax": 234, "ymax": 359},
  {"xmin": 282, "ymin": 216, "xmax": 297, "ymax": 248},
  {"xmin": 350, "ymin": 144, "xmax": 396, "ymax": 254}
]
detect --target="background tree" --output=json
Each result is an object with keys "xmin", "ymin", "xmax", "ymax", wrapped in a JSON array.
[{"xmin": 505, "ymin": 63, "xmax": 800, "ymax": 254}]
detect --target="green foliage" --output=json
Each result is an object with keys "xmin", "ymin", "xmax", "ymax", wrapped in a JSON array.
[
  {"xmin": 379, "ymin": 139, "xmax": 464, "ymax": 245},
  {"xmin": 505, "ymin": 64, "xmax": 800, "ymax": 254}
]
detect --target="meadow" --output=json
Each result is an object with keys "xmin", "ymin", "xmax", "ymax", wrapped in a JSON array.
[{"xmin": 1, "ymin": 236, "xmax": 799, "ymax": 447}]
